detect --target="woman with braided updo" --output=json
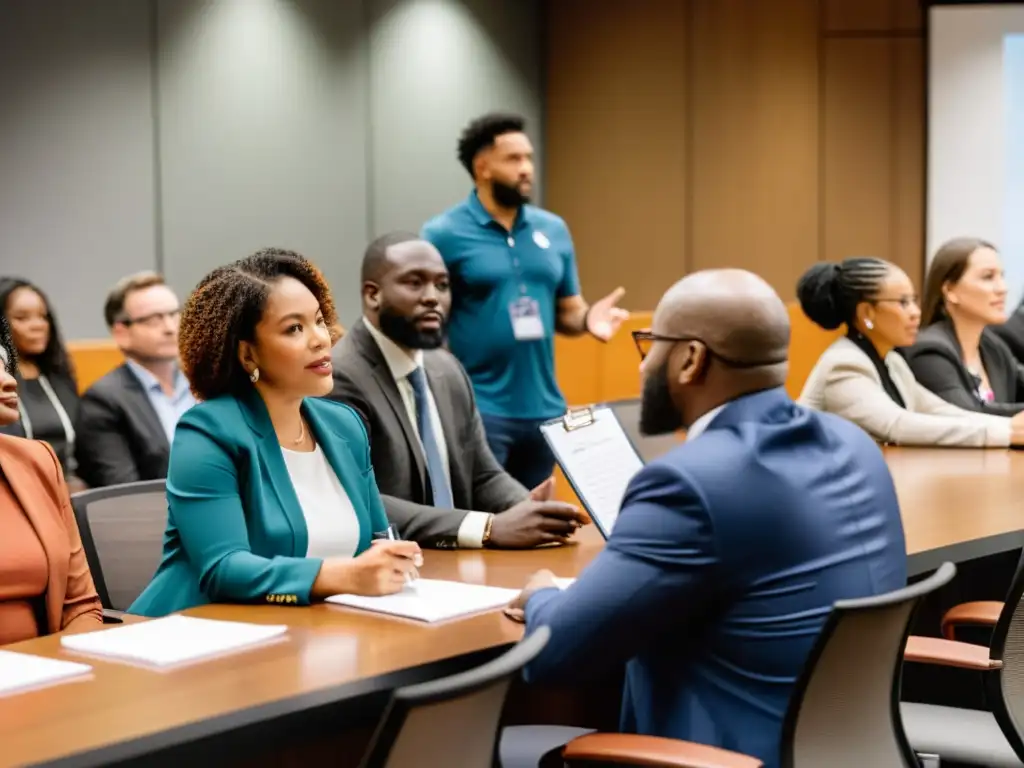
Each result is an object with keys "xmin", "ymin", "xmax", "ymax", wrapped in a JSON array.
[
  {"xmin": 130, "ymin": 249, "xmax": 421, "ymax": 617},
  {"xmin": 796, "ymin": 257, "xmax": 1024, "ymax": 447}
]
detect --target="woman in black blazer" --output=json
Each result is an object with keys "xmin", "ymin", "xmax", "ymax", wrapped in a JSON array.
[
  {"xmin": 992, "ymin": 300, "xmax": 1024, "ymax": 366},
  {"xmin": 902, "ymin": 238, "xmax": 1024, "ymax": 416},
  {"xmin": 0, "ymin": 278, "xmax": 81, "ymax": 478}
]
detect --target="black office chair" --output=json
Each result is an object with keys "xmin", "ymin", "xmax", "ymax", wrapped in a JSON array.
[
  {"xmin": 506, "ymin": 563, "xmax": 956, "ymax": 768},
  {"xmin": 359, "ymin": 626, "xmax": 551, "ymax": 768},
  {"xmin": 71, "ymin": 479, "xmax": 167, "ymax": 613},
  {"xmin": 901, "ymin": 553, "xmax": 1024, "ymax": 766}
]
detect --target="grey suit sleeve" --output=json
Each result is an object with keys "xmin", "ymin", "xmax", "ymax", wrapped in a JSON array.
[
  {"xmin": 381, "ymin": 494, "xmax": 468, "ymax": 545},
  {"xmin": 327, "ymin": 370, "xmax": 474, "ymax": 547},
  {"xmin": 75, "ymin": 389, "xmax": 142, "ymax": 487}
]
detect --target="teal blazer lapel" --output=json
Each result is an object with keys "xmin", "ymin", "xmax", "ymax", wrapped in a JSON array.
[
  {"xmin": 302, "ymin": 399, "xmax": 375, "ymax": 552},
  {"xmin": 236, "ymin": 388, "xmax": 307, "ymax": 557}
]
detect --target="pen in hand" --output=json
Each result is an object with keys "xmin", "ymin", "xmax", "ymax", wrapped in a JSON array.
[{"xmin": 374, "ymin": 523, "xmax": 420, "ymax": 585}]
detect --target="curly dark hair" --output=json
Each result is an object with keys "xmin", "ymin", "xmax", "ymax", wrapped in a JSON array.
[
  {"xmin": 179, "ymin": 248, "xmax": 340, "ymax": 402},
  {"xmin": 457, "ymin": 112, "xmax": 526, "ymax": 178},
  {"xmin": 0, "ymin": 313, "xmax": 17, "ymax": 374},
  {"xmin": 0, "ymin": 277, "xmax": 75, "ymax": 380}
]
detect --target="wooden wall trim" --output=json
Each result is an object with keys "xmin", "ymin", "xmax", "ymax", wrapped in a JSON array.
[
  {"xmin": 545, "ymin": 0, "xmax": 926, "ymax": 307},
  {"xmin": 65, "ymin": 302, "xmax": 836, "ymax": 406}
]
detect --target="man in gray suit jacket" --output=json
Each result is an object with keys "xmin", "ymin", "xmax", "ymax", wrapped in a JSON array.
[{"xmin": 328, "ymin": 232, "xmax": 589, "ymax": 549}]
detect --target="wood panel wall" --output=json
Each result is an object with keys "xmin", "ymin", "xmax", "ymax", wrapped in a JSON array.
[{"xmin": 544, "ymin": 0, "xmax": 925, "ymax": 308}]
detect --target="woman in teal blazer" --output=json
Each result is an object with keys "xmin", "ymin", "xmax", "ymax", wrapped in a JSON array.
[{"xmin": 130, "ymin": 249, "xmax": 422, "ymax": 617}]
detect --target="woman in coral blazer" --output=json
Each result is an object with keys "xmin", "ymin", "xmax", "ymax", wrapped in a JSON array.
[{"xmin": 0, "ymin": 315, "xmax": 102, "ymax": 645}]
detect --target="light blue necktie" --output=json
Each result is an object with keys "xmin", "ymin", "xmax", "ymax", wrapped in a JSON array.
[{"xmin": 407, "ymin": 367, "xmax": 453, "ymax": 508}]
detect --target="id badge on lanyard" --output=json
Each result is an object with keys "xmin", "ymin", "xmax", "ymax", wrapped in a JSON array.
[{"xmin": 509, "ymin": 296, "xmax": 545, "ymax": 341}]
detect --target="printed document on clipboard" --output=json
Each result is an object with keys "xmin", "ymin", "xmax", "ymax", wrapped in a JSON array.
[{"xmin": 540, "ymin": 405, "xmax": 645, "ymax": 538}]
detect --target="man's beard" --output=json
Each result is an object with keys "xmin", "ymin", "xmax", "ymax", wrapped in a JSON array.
[
  {"xmin": 492, "ymin": 178, "xmax": 530, "ymax": 208},
  {"xmin": 379, "ymin": 307, "xmax": 446, "ymax": 350},
  {"xmin": 639, "ymin": 362, "xmax": 684, "ymax": 436}
]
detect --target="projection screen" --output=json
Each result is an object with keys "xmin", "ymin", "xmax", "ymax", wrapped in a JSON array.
[{"xmin": 928, "ymin": 3, "xmax": 1024, "ymax": 303}]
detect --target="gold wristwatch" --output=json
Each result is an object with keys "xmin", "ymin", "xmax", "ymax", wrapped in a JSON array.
[{"xmin": 482, "ymin": 514, "xmax": 495, "ymax": 547}]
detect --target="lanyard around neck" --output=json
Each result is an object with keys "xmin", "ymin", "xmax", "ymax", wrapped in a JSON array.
[{"xmin": 18, "ymin": 374, "xmax": 76, "ymax": 448}]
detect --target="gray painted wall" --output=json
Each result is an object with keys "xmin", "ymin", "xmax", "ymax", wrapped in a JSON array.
[
  {"xmin": 0, "ymin": 0, "xmax": 157, "ymax": 337},
  {"xmin": 367, "ymin": 0, "xmax": 543, "ymax": 235},
  {"xmin": 0, "ymin": 0, "xmax": 543, "ymax": 337}
]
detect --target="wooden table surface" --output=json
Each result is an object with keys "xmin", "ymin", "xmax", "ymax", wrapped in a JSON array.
[
  {"xmin": 4, "ymin": 447, "xmax": 1022, "ymax": 768},
  {"xmin": 885, "ymin": 446, "xmax": 1024, "ymax": 572}
]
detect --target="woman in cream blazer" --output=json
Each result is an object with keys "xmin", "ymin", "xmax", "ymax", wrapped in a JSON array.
[{"xmin": 797, "ymin": 258, "xmax": 1018, "ymax": 448}]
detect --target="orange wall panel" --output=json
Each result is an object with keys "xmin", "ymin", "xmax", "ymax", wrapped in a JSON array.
[
  {"xmin": 66, "ymin": 302, "xmax": 828, "ymax": 405},
  {"xmin": 785, "ymin": 303, "xmax": 842, "ymax": 399},
  {"xmin": 67, "ymin": 340, "xmax": 123, "ymax": 393},
  {"xmin": 544, "ymin": 0, "xmax": 925, "ymax": 308}
]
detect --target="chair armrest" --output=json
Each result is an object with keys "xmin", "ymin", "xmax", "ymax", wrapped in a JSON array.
[
  {"xmin": 904, "ymin": 636, "xmax": 1001, "ymax": 671},
  {"xmin": 562, "ymin": 733, "xmax": 763, "ymax": 768},
  {"xmin": 941, "ymin": 601, "xmax": 1002, "ymax": 640}
]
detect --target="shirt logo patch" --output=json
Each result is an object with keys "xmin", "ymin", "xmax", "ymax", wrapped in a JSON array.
[{"xmin": 532, "ymin": 230, "xmax": 551, "ymax": 249}]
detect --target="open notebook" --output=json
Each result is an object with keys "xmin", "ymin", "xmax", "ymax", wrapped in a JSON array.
[
  {"xmin": 0, "ymin": 650, "xmax": 92, "ymax": 698},
  {"xmin": 327, "ymin": 579, "xmax": 519, "ymax": 623},
  {"xmin": 60, "ymin": 615, "xmax": 288, "ymax": 668}
]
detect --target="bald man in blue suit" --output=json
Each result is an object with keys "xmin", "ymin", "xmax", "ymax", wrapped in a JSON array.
[{"xmin": 504, "ymin": 270, "xmax": 908, "ymax": 768}]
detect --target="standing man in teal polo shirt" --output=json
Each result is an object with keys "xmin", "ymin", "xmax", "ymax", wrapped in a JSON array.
[{"xmin": 421, "ymin": 112, "xmax": 629, "ymax": 489}]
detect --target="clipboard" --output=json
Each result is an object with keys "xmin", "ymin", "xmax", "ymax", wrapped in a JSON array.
[
  {"xmin": 540, "ymin": 404, "xmax": 646, "ymax": 538},
  {"xmin": 603, "ymin": 398, "xmax": 684, "ymax": 463}
]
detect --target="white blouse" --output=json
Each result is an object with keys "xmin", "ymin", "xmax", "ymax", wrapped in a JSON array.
[{"xmin": 281, "ymin": 445, "xmax": 361, "ymax": 559}]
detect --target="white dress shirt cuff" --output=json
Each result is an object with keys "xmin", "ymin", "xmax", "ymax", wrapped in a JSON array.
[{"xmin": 457, "ymin": 511, "xmax": 492, "ymax": 549}]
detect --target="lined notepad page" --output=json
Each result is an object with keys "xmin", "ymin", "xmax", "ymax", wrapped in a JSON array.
[
  {"xmin": 0, "ymin": 650, "xmax": 92, "ymax": 697},
  {"xmin": 327, "ymin": 579, "xmax": 518, "ymax": 623},
  {"xmin": 60, "ymin": 616, "xmax": 288, "ymax": 667}
]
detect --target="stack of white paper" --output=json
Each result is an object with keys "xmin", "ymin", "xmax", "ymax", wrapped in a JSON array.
[
  {"xmin": 60, "ymin": 615, "xmax": 288, "ymax": 668},
  {"xmin": 327, "ymin": 579, "xmax": 518, "ymax": 623},
  {"xmin": 0, "ymin": 650, "xmax": 92, "ymax": 697}
]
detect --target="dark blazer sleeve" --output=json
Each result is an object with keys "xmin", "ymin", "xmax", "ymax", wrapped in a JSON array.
[
  {"xmin": 991, "ymin": 314, "xmax": 1024, "ymax": 366},
  {"xmin": 328, "ymin": 369, "xmax": 473, "ymax": 546},
  {"xmin": 75, "ymin": 386, "xmax": 142, "ymax": 487},
  {"xmin": 906, "ymin": 348, "xmax": 1024, "ymax": 417},
  {"xmin": 1014, "ymin": 363, "xmax": 1024, "ymax": 402},
  {"xmin": 522, "ymin": 462, "xmax": 717, "ymax": 683}
]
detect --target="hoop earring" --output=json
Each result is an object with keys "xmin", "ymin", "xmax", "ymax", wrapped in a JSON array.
[
  {"xmin": 864, "ymin": 319, "xmax": 874, "ymax": 330},
  {"xmin": 250, "ymin": 368, "xmax": 260, "ymax": 383}
]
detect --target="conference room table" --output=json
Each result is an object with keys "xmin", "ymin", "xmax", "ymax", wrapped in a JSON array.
[{"xmin": 3, "ymin": 447, "xmax": 1023, "ymax": 768}]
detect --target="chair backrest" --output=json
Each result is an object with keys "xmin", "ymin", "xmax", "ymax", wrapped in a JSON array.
[
  {"xmin": 607, "ymin": 399, "xmax": 681, "ymax": 463},
  {"xmin": 985, "ymin": 550, "xmax": 1024, "ymax": 757},
  {"xmin": 785, "ymin": 302, "xmax": 843, "ymax": 399},
  {"xmin": 71, "ymin": 480, "xmax": 168, "ymax": 611},
  {"xmin": 360, "ymin": 626, "xmax": 550, "ymax": 768},
  {"xmin": 782, "ymin": 562, "xmax": 956, "ymax": 768}
]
